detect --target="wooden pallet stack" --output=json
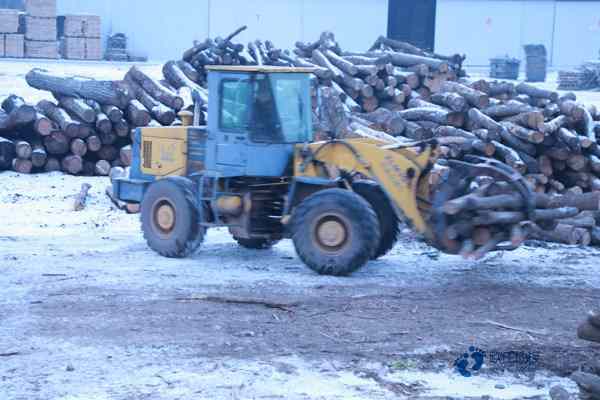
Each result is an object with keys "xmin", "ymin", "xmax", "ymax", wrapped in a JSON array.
[
  {"xmin": 0, "ymin": 8, "xmax": 23, "ymax": 58},
  {"xmin": 23, "ymin": 0, "xmax": 57, "ymax": 59},
  {"xmin": 58, "ymin": 14, "xmax": 102, "ymax": 60}
]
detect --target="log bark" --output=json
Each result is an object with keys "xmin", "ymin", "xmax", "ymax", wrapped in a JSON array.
[
  {"xmin": 128, "ymin": 66, "xmax": 184, "ymax": 111},
  {"xmin": 430, "ymin": 92, "xmax": 467, "ymax": 112},
  {"xmin": 98, "ymin": 145, "xmax": 119, "ymax": 161},
  {"xmin": 54, "ymin": 95, "xmax": 96, "ymax": 124},
  {"xmin": 12, "ymin": 158, "xmax": 32, "ymax": 174},
  {"xmin": 95, "ymin": 160, "xmax": 111, "ymax": 176},
  {"xmin": 15, "ymin": 140, "xmax": 32, "ymax": 159},
  {"xmin": 515, "ymin": 82, "xmax": 558, "ymax": 102},
  {"xmin": 500, "ymin": 121, "xmax": 544, "ymax": 144},
  {"xmin": 504, "ymin": 111, "xmax": 545, "ymax": 131},
  {"xmin": 483, "ymin": 100, "xmax": 534, "ymax": 118},
  {"xmin": 43, "ymin": 131, "xmax": 69, "ymax": 155},
  {"xmin": 61, "ymin": 154, "xmax": 83, "ymax": 175},
  {"xmin": 1, "ymin": 95, "xmax": 36, "ymax": 126},
  {"xmin": 101, "ymin": 105, "xmax": 123, "ymax": 123},
  {"xmin": 126, "ymin": 77, "xmax": 176, "ymax": 125},
  {"xmin": 26, "ymin": 68, "xmax": 129, "ymax": 108},
  {"xmin": 491, "ymin": 140, "xmax": 526, "ymax": 172},
  {"xmin": 323, "ymin": 49, "xmax": 358, "ymax": 76},
  {"xmin": 119, "ymin": 145, "xmax": 132, "ymax": 167},
  {"xmin": 0, "ymin": 137, "xmax": 15, "ymax": 170},
  {"xmin": 126, "ymin": 100, "xmax": 152, "ymax": 127},
  {"xmin": 33, "ymin": 112, "xmax": 55, "ymax": 136},
  {"xmin": 32, "ymin": 145, "xmax": 48, "ymax": 168},
  {"xmin": 387, "ymin": 51, "xmax": 449, "ymax": 72},
  {"xmin": 467, "ymin": 108, "xmax": 503, "ymax": 133},
  {"xmin": 399, "ymin": 107, "xmax": 464, "ymax": 127},
  {"xmin": 44, "ymin": 157, "xmax": 61, "ymax": 172},
  {"xmin": 70, "ymin": 138, "xmax": 87, "ymax": 157},
  {"xmin": 86, "ymin": 135, "xmax": 102, "ymax": 152},
  {"xmin": 37, "ymin": 100, "xmax": 80, "ymax": 138},
  {"xmin": 441, "ymin": 81, "xmax": 489, "ymax": 109}
]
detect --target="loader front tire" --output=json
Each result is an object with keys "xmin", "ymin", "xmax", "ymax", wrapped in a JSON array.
[
  {"xmin": 352, "ymin": 180, "xmax": 400, "ymax": 259},
  {"xmin": 292, "ymin": 189, "xmax": 380, "ymax": 276},
  {"xmin": 141, "ymin": 177, "xmax": 205, "ymax": 258}
]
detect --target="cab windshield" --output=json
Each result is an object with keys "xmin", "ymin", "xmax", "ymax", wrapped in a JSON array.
[{"xmin": 251, "ymin": 73, "xmax": 311, "ymax": 144}]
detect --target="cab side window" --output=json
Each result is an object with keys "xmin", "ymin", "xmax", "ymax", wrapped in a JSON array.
[{"xmin": 220, "ymin": 79, "xmax": 251, "ymax": 132}]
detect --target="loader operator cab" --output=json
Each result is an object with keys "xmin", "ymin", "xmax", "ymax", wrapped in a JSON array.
[{"xmin": 206, "ymin": 66, "xmax": 314, "ymax": 177}]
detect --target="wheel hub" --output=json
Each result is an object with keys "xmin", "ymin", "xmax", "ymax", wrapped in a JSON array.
[
  {"xmin": 315, "ymin": 216, "xmax": 348, "ymax": 250},
  {"xmin": 155, "ymin": 201, "xmax": 176, "ymax": 233}
]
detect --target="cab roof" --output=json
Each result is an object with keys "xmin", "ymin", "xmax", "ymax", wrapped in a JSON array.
[{"xmin": 205, "ymin": 65, "xmax": 315, "ymax": 74}]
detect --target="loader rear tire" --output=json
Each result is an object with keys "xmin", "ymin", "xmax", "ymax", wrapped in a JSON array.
[
  {"xmin": 141, "ymin": 177, "xmax": 205, "ymax": 258},
  {"xmin": 352, "ymin": 180, "xmax": 399, "ymax": 259},
  {"xmin": 291, "ymin": 189, "xmax": 380, "ymax": 276},
  {"xmin": 234, "ymin": 237, "xmax": 279, "ymax": 249}
]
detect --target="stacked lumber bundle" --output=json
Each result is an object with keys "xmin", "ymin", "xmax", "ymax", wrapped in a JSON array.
[
  {"xmin": 23, "ymin": 0, "xmax": 57, "ymax": 59},
  {"xmin": 58, "ymin": 14, "xmax": 102, "ymax": 60},
  {"xmin": 559, "ymin": 61, "xmax": 600, "ymax": 91},
  {"xmin": 0, "ymin": 8, "xmax": 23, "ymax": 58}
]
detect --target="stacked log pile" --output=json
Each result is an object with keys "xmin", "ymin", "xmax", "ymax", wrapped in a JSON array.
[{"xmin": 3, "ymin": 28, "xmax": 600, "ymax": 251}]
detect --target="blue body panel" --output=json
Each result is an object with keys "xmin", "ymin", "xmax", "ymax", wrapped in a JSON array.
[
  {"xmin": 206, "ymin": 70, "xmax": 296, "ymax": 178},
  {"xmin": 113, "ymin": 178, "xmax": 149, "ymax": 203}
]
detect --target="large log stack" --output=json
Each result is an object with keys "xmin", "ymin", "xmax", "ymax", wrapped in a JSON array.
[{"xmin": 2, "ymin": 28, "xmax": 600, "ymax": 251}]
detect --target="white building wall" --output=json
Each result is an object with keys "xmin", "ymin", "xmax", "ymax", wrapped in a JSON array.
[
  {"xmin": 553, "ymin": 1, "xmax": 600, "ymax": 67},
  {"xmin": 436, "ymin": 0, "xmax": 600, "ymax": 67},
  {"xmin": 56, "ymin": 0, "xmax": 387, "ymax": 61}
]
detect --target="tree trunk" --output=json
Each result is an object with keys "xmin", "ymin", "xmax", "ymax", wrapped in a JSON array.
[
  {"xmin": 503, "ymin": 111, "xmax": 545, "ymax": 131},
  {"xmin": 33, "ymin": 112, "xmax": 55, "ymax": 136},
  {"xmin": 86, "ymin": 135, "xmax": 102, "ymax": 152},
  {"xmin": 1, "ymin": 94, "xmax": 36, "ymax": 126},
  {"xmin": 126, "ymin": 99, "xmax": 151, "ymax": 127},
  {"xmin": 399, "ymin": 107, "xmax": 464, "ymax": 128},
  {"xmin": 43, "ymin": 131, "xmax": 69, "ymax": 155},
  {"xmin": 441, "ymin": 81, "xmax": 489, "ymax": 109},
  {"xmin": 44, "ymin": 157, "xmax": 61, "ymax": 172},
  {"xmin": 61, "ymin": 154, "xmax": 83, "ymax": 175},
  {"xmin": 70, "ymin": 138, "xmax": 87, "ymax": 157},
  {"xmin": 483, "ymin": 100, "xmax": 534, "ymax": 118},
  {"xmin": 37, "ymin": 100, "xmax": 80, "ymax": 138},
  {"xmin": 55, "ymin": 95, "xmax": 96, "ymax": 123},
  {"xmin": 15, "ymin": 140, "xmax": 32, "ymax": 159},
  {"xmin": 127, "ymin": 66, "xmax": 184, "ymax": 111},
  {"xmin": 119, "ymin": 145, "xmax": 132, "ymax": 166},
  {"xmin": 500, "ymin": 121, "xmax": 544, "ymax": 144},
  {"xmin": 12, "ymin": 158, "xmax": 32, "ymax": 174},
  {"xmin": 430, "ymin": 92, "xmax": 467, "ymax": 112},
  {"xmin": 26, "ymin": 68, "xmax": 129, "ymax": 109},
  {"xmin": 0, "ymin": 137, "xmax": 15, "ymax": 170},
  {"xmin": 126, "ymin": 77, "xmax": 176, "ymax": 125},
  {"xmin": 515, "ymin": 82, "xmax": 558, "ymax": 102},
  {"xmin": 101, "ymin": 104, "xmax": 123, "ymax": 123},
  {"xmin": 388, "ymin": 51, "xmax": 449, "ymax": 72},
  {"xmin": 95, "ymin": 160, "xmax": 111, "ymax": 176}
]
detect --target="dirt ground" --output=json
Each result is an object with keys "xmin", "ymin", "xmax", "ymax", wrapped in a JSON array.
[{"xmin": 1, "ymin": 60, "xmax": 600, "ymax": 400}]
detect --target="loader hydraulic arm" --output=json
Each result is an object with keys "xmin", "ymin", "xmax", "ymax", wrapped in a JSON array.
[{"xmin": 293, "ymin": 138, "xmax": 439, "ymax": 239}]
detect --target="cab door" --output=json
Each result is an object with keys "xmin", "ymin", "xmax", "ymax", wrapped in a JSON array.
[{"xmin": 214, "ymin": 77, "xmax": 251, "ymax": 175}]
